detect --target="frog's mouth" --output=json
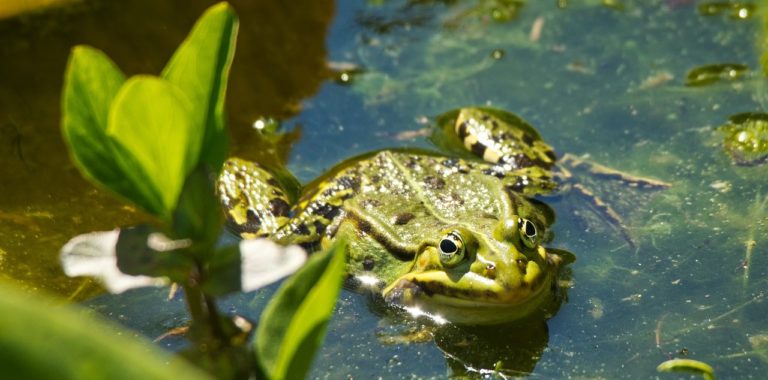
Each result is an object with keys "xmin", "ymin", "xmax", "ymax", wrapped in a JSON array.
[{"xmin": 382, "ymin": 270, "xmax": 554, "ymax": 325}]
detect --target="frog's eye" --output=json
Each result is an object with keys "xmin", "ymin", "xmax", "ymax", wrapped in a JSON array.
[
  {"xmin": 439, "ymin": 231, "xmax": 465, "ymax": 267},
  {"xmin": 518, "ymin": 218, "xmax": 538, "ymax": 248}
]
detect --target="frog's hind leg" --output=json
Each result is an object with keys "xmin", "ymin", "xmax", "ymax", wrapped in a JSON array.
[
  {"xmin": 218, "ymin": 157, "xmax": 293, "ymax": 239},
  {"xmin": 556, "ymin": 154, "xmax": 671, "ymax": 250}
]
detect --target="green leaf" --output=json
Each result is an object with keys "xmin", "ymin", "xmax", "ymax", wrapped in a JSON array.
[
  {"xmin": 256, "ymin": 240, "xmax": 346, "ymax": 380},
  {"xmin": 107, "ymin": 76, "xmax": 201, "ymax": 219},
  {"xmin": 61, "ymin": 46, "xmax": 138, "ymax": 202},
  {"xmin": 172, "ymin": 165, "xmax": 223, "ymax": 246},
  {"xmin": 162, "ymin": 2, "xmax": 238, "ymax": 172},
  {"xmin": 0, "ymin": 281, "xmax": 211, "ymax": 380}
]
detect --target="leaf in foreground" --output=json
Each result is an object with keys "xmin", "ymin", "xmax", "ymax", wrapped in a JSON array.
[
  {"xmin": 161, "ymin": 1, "xmax": 238, "ymax": 172},
  {"xmin": 256, "ymin": 241, "xmax": 346, "ymax": 380},
  {"xmin": 0, "ymin": 281, "xmax": 210, "ymax": 379},
  {"xmin": 107, "ymin": 76, "xmax": 200, "ymax": 219}
]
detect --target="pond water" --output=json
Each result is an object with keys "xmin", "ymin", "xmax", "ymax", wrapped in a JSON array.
[{"xmin": 2, "ymin": 0, "xmax": 768, "ymax": 378}]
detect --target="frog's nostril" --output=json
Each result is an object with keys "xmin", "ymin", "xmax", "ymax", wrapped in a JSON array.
[{"xmin": 483, "ymin": 263, "xmax": 497, "ymax": 279}]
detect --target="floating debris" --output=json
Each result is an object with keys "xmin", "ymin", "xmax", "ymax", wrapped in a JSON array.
[
  {"xmin": 489, "ymin": 0, "xmax": 525, "ymax": 22},
  {"xmin": 490, "ymin": 48, "xmax": 505, "ymax": 60},
  {"xmin": 529, "ymin": 16, "xmax": 544, "ymax": 42},
  {"xmin": 394, "ymin": 128, "xmax": 431, "ymax": 141},
  {"xmin": 252, "ymin": 116, "xmax": 281, "ymax": 134},
  {"xmin": 719, "ymin": 112, "xmax": 768, "ymax": 165},
  {"xmin": 685, "ymin": 63, "xmax": 748, "ymax": 86},
  {"xmin": 637, "ymin": 70, "xmax": 674, "ymax": 90},
  {"xmin": 327, "ymin": 61, "xmax": 365, "ymax": 85},
  {"xmin": 657, "ymin": 358, "xmax": 715, "ymax": 380}
]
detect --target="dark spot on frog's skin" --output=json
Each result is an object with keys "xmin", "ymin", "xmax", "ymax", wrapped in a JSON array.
[
  {"xmin": 424, "ymin": 176, "xmax": 445, "ymax": 190},
  {"xmin": 237, "ymin": 208, "xmax": 262, "ymax": 233},
  {"xmin": 370, "ymin": 174, "xmax": 382, "ymax": 184},
  {"xmin": 295, "ymin": 223, "xmax": 311, "ymax": 235},
  {"xmin": 312, "ymin": 202, "xmax": 340, "ymax": 220},
  {"xmin": 482, "ymin": 167, "xmax": 506, "ymax": 179},
  {"xmin": 481, "ymin": 114, "xmax": 491, "ymax": 122},
  {"xmin": 545, "ymin": 149, "xmax": 557, "ymax": 161},
  {"xmin": 246, "ymin": 208, "xmax": 260, "ymax": 223},
  {"xmin": 450, "ymin": 192, "xmax": 465, "ymax": 205},
  {"xmin": 267, "ymin": 178, "xmax": 281, "ymax": 187},
  {"xmin": 516, "ymin": 259, "xmax": 527, "ymax": 274},
  {"xmin": 313, "ymin": 220, "xmax": 327, "ymax": 235},
  {"xmin": 405, "ymin": 157, "xmax": 419, "ymax": 169},
  {"xmin": 393, "ymin": 212, "xmax": 415, "ymax": 225},
  {"xmin": 337, "ymin": 176, "xmax": 361, "ymax": 192},
  {"xmin": 441, "ymin": 158, "xmax": 459, "ymax": 168},
  {"xmin": 360, "ymin": 199, "xmax": 381, "ymax": 209},
  {"xmin": 470, "ymin": 142, "xmax": 487, "ymax": 159},
  {"xmin": 457, "ymin": 122, "xmax": 469, "ymax": 140},
  {"xmin": 482, "ymin": 212, "xmax": 498, "ymax": 220},
  {"xmin": 356, "ymin": 218, "xmax": 372, "ymax": 235},
  {"xmin": 269, "ymin": 198, "xmax": 291, "ymax": 217},
  {"xmin": 485, "ymin": 290, "xmax": 495, "ymax": 299},
  {"xmin": 522, "ymin": 133, "xmax": 535, "ymax": 146},
  {"xmin": 512, "ymin": 153, "xmax": 535, "ymax": 168},
  {"xmin": 363, "ymin": 256, "xmax": 375, "ymax": 271},
  {"xmin": 271, "ymin": 189, "xmax": 284, "ymax": 196}
]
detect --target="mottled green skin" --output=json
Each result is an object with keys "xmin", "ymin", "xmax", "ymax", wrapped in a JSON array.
[{"xmin": 219, "ymin": 107, "xmax": 567, "ymax": 325}]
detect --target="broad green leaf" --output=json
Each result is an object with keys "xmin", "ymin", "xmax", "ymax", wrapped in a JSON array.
[
  {"xmin": 0, "ymin": 281, "xmax": 211, "ymax": 380},
  {"xmin": 107, "ymin": 76, "xmax": 201, "ymax": 219},
  {"xmin": 162, "ymin": 2, "xmax": 238, "ymax": 172},
  {"xmin": 256, "ymin": 241, "xmax": 346, "ymax": 380},
  {"xmin": 172, "ymin": 165, "xmax": 223, "ymax": 246},
  {"xmin": 61, "ymin": 46, "xmax": 139, "ymax": 202}
]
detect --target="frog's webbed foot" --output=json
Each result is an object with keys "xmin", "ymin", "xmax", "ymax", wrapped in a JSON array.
[
  {"xmin": 217, "ymin": 158, "xmax": 293, "ymax": 239},
  {"xmin": 555, "ymin": 154, "xmax": 671, "ymax": 250}
]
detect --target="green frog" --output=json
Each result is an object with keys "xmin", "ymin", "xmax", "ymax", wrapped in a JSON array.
[{"xmin": 218, "ymin": 106, "xmax": 664, "ymax": 325}]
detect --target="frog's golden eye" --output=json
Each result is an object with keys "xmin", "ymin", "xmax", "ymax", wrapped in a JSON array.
[
  {"xmin": 439, "ymin": 231, "xmax": 465, "ymax": 267},
  {"xmin": 518, "ymin": 218, "xmax": 538, "ymax": 248}
]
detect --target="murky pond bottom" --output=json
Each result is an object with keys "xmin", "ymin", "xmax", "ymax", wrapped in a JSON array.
[{"xmin": 2, "ymin": 0, "xmax": 768, "ymax": 378}]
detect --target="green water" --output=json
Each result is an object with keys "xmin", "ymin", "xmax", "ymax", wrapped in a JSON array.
[{"xmin": 2, "ymin": 0, "xmax": 768, "ymax": 378}]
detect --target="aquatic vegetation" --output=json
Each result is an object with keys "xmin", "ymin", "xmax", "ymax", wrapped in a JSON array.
[
  {"xmin": 685, "ymin": 63, "xmax": 749, "ymax": 87},
  {"xmin": 657, "ymin": 358, "xmax": 716, "ymax": 380},
  {"xmin": 698, "ymin": 1, "xmax": 755, "ymax": 20},
  {"xmin": 720, "ymin": 112, "xmax": 768, "ymax": 166}
]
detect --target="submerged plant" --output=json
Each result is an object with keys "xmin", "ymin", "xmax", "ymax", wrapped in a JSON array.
[{"xmin": 54, "ymin": 2, "xmax": 344, "ymax": 379}]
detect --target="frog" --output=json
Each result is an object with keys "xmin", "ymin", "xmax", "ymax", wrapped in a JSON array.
[{"xmin": 217, "ymin": 106, "xmax": 665, "ymax": 325}]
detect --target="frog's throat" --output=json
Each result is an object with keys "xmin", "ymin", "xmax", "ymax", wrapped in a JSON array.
[{"xmin": 381, "ymin": 269, "xmax": 555, "ymax": 324}]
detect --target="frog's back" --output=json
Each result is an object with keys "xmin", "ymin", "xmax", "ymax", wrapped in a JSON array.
[{"xmin": 280, "ymin": 151, "xmax": 512, "ymax": 245}]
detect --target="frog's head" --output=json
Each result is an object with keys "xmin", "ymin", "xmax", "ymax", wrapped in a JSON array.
[{"xmin": 382, "ymin": 196, "xmax": 564, "ymax": 325}]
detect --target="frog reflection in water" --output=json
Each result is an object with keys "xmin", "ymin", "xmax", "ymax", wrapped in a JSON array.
[{"xmin": 218, "ymin": 107, "xmax": 668, "ymax": 325}]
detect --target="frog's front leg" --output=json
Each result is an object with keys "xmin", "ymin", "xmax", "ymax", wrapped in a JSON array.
[
  {"xmin": 555, "ymin": 154, "xmax": 671, "ymax": 249},
  {"xmin": 217, "ymin": 157, "xmax": 294, "ymax": 240}
]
